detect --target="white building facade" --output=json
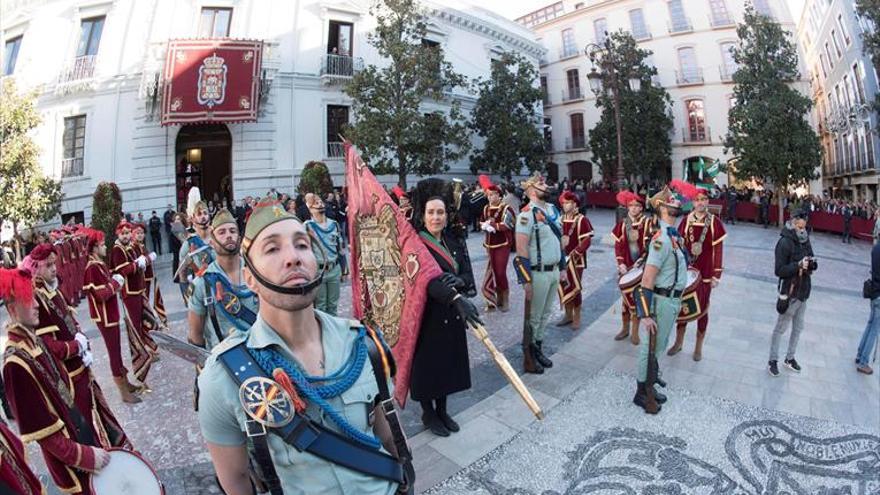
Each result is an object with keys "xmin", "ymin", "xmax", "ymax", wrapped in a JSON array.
[
  {"xmin": 0, "ymin": 0, "xmax": 542, "ymax": 226},
  {"xmin": 519, "ymin": 0, "xmax": 802, "ymax": 186},
  {"xmin": 798, "ymin": 0, "xmax": 879, "ymax": 202}
]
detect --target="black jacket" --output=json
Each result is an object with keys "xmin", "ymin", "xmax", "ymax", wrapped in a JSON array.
[
  {"xmin": 774, "ymin": 226, "xmax": 816, "ymax": 301},
  {"xmin": 871, "ymin": 242, "xmax": 880, "ymax": 298}
]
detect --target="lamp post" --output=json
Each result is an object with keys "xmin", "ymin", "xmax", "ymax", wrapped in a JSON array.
[{"xmin": 584, "ymin": 37, "xmax": 642, "ymax": 193}]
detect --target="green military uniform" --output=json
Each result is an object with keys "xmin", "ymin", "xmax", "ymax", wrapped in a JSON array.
[
  {"xmin": 637, "ymin": 221, "xmax": 688, "ymax": 381},
  {"xmin": 189, "ymin": 257, "xmax": 258, "ymax": 350},
  {"xmin": 178, "ymin": 230, "xmax": 216, "ymax": 303},
  {"xmin": 198, "ymin": 312, "xmax": 397, "ymax": 495},
  {"xmin": 304, "ymin": 218, "xmax": 345, "ymax": 316},
  {"xmin": 515, "ymin": 201, "xmax": 563, "ymax": 343}
]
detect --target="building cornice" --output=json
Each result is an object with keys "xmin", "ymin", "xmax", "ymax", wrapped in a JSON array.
[{"xmin": 428, "ymin": 7, "xmax": 545, "ymax": 59}]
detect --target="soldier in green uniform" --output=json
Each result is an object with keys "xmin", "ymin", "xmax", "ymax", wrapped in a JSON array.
[
  {"xmin": 188, "ymin": 208, "xmax": 258, "ymax": 351},
  {"xmin": 513, "ymin": 173, "xmax": 564, "ymax": 374},
  {"xmin": 632, "ymin": 183, "xmax": 691, "ymax": 414},
  {"xmin": 197, "ymin": 199, "xmax": 411, "ymax": 495},
  {"xmin": 178, "ymin": 187, "xmax": 216, "ymax": 305},
  {"xmin": 304, "ymin": 192, "xmax": 347, "ymax": 316}
]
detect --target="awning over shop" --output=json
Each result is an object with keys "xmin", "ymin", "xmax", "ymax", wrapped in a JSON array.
[{"xmin": 161, "ymin": 39, "xmax": 263, "ymax": 126}]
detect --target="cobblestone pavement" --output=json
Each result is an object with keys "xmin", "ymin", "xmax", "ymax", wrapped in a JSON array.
[{"xmin": 3, "ymin": 210, "xmax": 877, "ymax": 494}]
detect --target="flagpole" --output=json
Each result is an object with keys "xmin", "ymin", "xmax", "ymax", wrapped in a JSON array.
[{"xmin": 468, "ymin": 322, "xmax": 544, "ymax": 420}]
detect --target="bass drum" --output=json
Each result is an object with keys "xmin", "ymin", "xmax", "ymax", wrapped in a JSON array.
[
  {"xmin": 90, "ymin": 449, "xmax": 164, "ymax": 495},
  {"xmin": 677, "ymin": 268, "xmax": 705, "ymax": 323}
]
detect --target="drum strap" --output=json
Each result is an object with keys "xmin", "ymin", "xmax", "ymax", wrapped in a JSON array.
[
  {"xmin": 218, "ymin": 344, "xmax": 406, "ymax": 486},
  {"xmin": 249, "ymin": 435, "xmax": 283, "ymax": 495}
]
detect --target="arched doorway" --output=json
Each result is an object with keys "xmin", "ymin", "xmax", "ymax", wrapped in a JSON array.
[
  {"xmin": 175, "ymin": 124, "xmax": 232, "ymax": 210},
  {"xmin": 546, "ymin": 162, "xmax": 559, "ymax": 182},
  {"xmin": 567, "ymin": 160, "xmax": 592, "ymax": 182}
]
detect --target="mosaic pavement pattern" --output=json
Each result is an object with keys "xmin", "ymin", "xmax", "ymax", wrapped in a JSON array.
[{"xmin": 426, "ymin": 369, "xmax": 880, "ymax": 495}]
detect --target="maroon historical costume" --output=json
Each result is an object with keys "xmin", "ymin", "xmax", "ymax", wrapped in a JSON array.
[
  {"xmin": 0, "ymin": 420, "xmax": 44, "ymax": 495},
  {"xmin": 1, "ymin": 268, "xmax": 131, "ymax": 495},
  {"xmin": 478, "ymin": 176, "xmax": 514, "ymax": 311},
  {"xmin": 611, "ymin": 191, "xmax": 650, "ymax": 343},
  {"xmin": 131, "ymin": 223, "xmax": 167, "ymax": 329},
  {"xmin": 557, "ymin": 191, "xmax": 594, "ymax": 329}
]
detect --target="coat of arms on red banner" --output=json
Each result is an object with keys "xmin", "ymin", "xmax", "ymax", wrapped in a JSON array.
[{"xmin": 161, "ymin": 39, "xmax": 263, "ymax": 125}]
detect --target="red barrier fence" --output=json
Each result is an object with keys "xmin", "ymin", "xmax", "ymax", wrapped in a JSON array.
[{"xmin": 585, "ymin": 191, "xmax": 875, "ymax": 241}]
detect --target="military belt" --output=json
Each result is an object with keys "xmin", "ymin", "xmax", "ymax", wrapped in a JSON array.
[
  {"xmin": 653, "ymin": 287, "xmax": 683, "ymax": 298},
  {"xmin": 532, "ymin": 264, "xmax": 558, "ymax": 272}
]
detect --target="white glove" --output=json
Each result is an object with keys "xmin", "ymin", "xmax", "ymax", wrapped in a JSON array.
[
  {"xmin": 480, "ymin": 221, "xmax": 496, "ymax": 233},
  {"xmin": 148, "ymin": 252, "xmax": 157, "ymax": 262},
  {"xmin": 136, "ymin": 256, "xmax": 147, "ymax": 270},
  {"xmin": 81, "ymin": 349, "xmax": 94, "ymax": 368},
  {"xmin": 186, "ymin": 274, "xmax": 194, "ymax": 283},
  {"xmin": 74, "ymin": 332, "xmax": 89, "ymax": 354},
  {"xmin": 111, "ymin": 274, "xmax": 125, "ymax": 287}
]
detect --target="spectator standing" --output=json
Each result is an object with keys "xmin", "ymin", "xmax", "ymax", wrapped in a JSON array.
[
  {"xmin": 725, "ymin": 187, "xmax": 738, "ymax": 225},
  {"xmin": 855, "ymin": 241, "xmax": 880, "ymax": 374},
  {"xmin": 760, "ymin": 192, "xmax": 771, "ymax": 228},
  {"xmin": 873, "ymin": 210, "xmax": 880, "ymax": 245},
  {"xmin": 148, "ymin": 211, "xmax": 163, "ymax": 255},
  {"xmin": 768, "ymin": 211, "xmax": 816, "ymax": 377},
  {"xmin": 163, "ymin": 204, "xmax": 175, "ymax": 252},
  {"xmin": 842, "ymin": 205, "xmax": 853, "ymax": 244}
]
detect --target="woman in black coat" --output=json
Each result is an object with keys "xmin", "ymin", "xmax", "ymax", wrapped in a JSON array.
[{"xmin": 409, "ymin": 181, "xmax": 482, "ymax": 437}]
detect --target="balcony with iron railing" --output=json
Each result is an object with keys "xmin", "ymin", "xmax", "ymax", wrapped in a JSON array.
[
  {"xmin": 565, "ymin": 135, "xmax": 587, "ymax": 150},
  {"xmin": 57, "ymin": 55, "xmax": 97, "ymax": 85},
  {"xmin": 719, "ymin": 63, "xmax": 737, "ymax": 82},
  {"xmin": 675, "ymin": 67, "xmax": 704, "ymax": 86},
  {"xmin": 631, "ymin": 28, "xmax": 652, "ymax": 41},
  {"xmin": 326, "ymin": 141, "xmax": 345, "ymax": 159},
  {"xmin": 61, "ymin": 157, "xmax": 84, "ymax": 178},
  {"xmin": 319, "ymin": 54, "xmax": 364, "ymax": 84},
  {"xmin": 709, "ymin": 13, "xmax": 735, "ymax": 28},
  {"xmin": 668, "ymin": 18, "xmax": 693, "ymax": 34},
  {"xmin": 682, "ymin": 126, "xmax": 711, "ymax": 144},
  {"xmin": 561, "ymin": 87, "xmax": 583, "ymax": 103},
  {"xmin": 542, "ymin": 92, "xmax": 551, "ymax": 106}
]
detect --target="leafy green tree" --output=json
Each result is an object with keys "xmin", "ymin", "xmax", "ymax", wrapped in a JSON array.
[
  {"xmin": 91, "ymin": 182, "xmax": 123, "ymax": 249},
  {"xmin": 469, "ymin": 52, "xmax": 545, "ymax": 179},
  {"xmin": 345, "ymin": 0, "xmax": 471, "ymax": 188},
  {"xmin": 856, "ymin": 0, "xmax": 880, "ymax": 116},
  {"xmin": 587, "ymin": 31, "xmax": 673, "ymax": 183},
  {"xmin": 297, "ymin": 161, "xmax": 334, "ymax": 197},
  {"xmin": 724, "ymin": 5, "xmax": 821, "ymax": 225},
  {"xmin": 0, "ymin": 79, "xmax": 63, "ymax": 233}
]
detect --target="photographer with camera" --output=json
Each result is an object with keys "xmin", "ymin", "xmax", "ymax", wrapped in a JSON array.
[{"xmin": 768, "ymin": 210, "xmax": 817, "ymax": 377}]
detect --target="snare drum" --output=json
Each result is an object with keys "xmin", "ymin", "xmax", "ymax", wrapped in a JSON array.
[
  {"xmin": 90, "ymin": 449, "xmax": 164, "ymax": 495},
  {"xmin": 677, "ymin": 268, "xmax": 705, "ymax": 323},
  {"xmin": 618, "ymin": 265, "xmax": 644, "ymax": 294}
]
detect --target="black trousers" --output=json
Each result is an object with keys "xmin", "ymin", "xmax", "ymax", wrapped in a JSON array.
[{"xmin": 151, "ymin": 232, "xmax": 163, "ymax": 254}]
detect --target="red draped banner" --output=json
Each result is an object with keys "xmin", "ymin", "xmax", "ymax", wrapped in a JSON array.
[
  {"xmin": 345, "ymin": 142, "xmax": 442, "ymax": 406},
  {"xmin": 161, "ymin": 39, "xmax": 263, "ymax": 126}
]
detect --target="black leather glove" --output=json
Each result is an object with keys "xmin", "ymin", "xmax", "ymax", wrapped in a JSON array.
[
  {"xmin": 437, "ymin": 273, "xmax": 459, "ymax": 290},
  {"xmin": 465, "ymin": 287, "xmax": 477, "ymax": 298},
  {"xmin": 452, "ymin": 295, "xmax": 483, "ymax": 327}
]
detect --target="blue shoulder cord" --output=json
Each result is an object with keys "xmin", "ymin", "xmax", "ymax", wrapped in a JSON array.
[{"xmin": 252, "ymin": 326, "xmax": 381, "ymax": 450}]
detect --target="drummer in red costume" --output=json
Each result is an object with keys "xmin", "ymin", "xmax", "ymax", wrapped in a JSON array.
[
  {"xmin": 611, "ymin": 191, "xmax": 650, "ymax": 345},
  {"xmin": 556, "ymin": 191, "xmax": 594, "ymax": 330},
  {"xmin": 82, "ymin": 228, "xmax": 144, "ymax": 403},
  {"xmin": 392, "ymin": 185, "xmax": 413, "ymax": 222},
  {"xmin": 0, "ymin": 419, "xmax": 44, "ymax": 495},
  {"xmin": 667, "ymin": 186, "xmax": 726, "ymax": 361},
  {"xmin": 48, "ymin": 230, "xmax": 70, "ymax": 305},
  {"xmin": 478, "ymin": 175, "xmax": 515, "ymax": 311},
  {"xmin": 1, "ymin": 267, "xmax": 120, "ymax": 494},
  {"xmin": 111, "ymin": 222, "xmax": 159, "ymax": 373},
  {"xmin": 132, "ymin": 223, "xmax": 167, "ymax": 329}
]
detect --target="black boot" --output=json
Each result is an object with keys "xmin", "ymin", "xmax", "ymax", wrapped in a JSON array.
[
  {"xmin": 632, "ymin": 381, "xmax": 662, "ymax": 414},
  {"xmin": 435, "ymin": 396, "xmax": 459, "ymax": 433},
  {"xmin": 523, "ymin": 342, "xmax": 544, "ymax": 374},
  {"xmin": 533, "ymin": 341, "xmax": 553, "ymax": 368},
  {"xmin": 652, "ymin": 385, "xmax": 667, "ymax": 404},
  {"xmin": 420, "ymin": 400, "xmax": 450, "ymax": 437}
]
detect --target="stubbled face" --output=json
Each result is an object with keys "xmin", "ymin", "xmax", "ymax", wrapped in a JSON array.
[
  {"xmin": 194, "ymin": 208, "xmax": 210, "ymax": 227},
  {"xmin": 793, "ymin": 218, "xmax": 807, "ymax": 233},
  {"xmin": 211, "ymin": 223, "xmax": 240, "ymax": 255},
  {"xmin": 118, "ymin": 228, "xmax": 131, "ymax": 244},
  {"xmin": 424, "ymin": 199, "xmax": 447, "ymax": 236},
  {"xmin": 244, "ymin": 219, "xmax": 318, "ymax": 311},
  {"xmin": 37, "ymin": 253, "xmax": 57, "ymax": 283},
  {"xmin": 487, "ymin": 190, "xmax": 501, "ymax": 206},
  {"xmin": 307, "ymin": 196, "xmax": 326, "ymax": 216},
  {"xmin": 531, "ymin": 184, "xmax": 548, "ymax": 201},
  {"xmin": 694, "ymin": 196, "xmax": 709, "ymax": 213},
  {"xmin": 627, "ymin": 203, "xmax": 643, "ymax": 218}
]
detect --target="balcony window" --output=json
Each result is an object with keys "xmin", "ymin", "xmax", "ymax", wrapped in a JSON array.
[
  {"xmin": 676, "ymin": 47, "xmax": 702, "ymax": 85},
  {"xmin": 328, "ymin": 20, "xmax": 353, "ymax": 56},
  {"xmin": 541, "ymin": 75, "xmax": 549, "ymax": 105},
  {"xmin": 667, "ymin": 0, "xmax": 692, "ymax": 33},
  {"xmin": 569, "ymin": 113, "xmax": 585, "ymax": 149},
  {"xmin": 561, "ymin": 28, "xmax": 577, "ymax": 58},
  {"xmin": 77, "ymin": 17, "xmax": 104, "ymax": 57},
  {"xmin": 326, "ymin": 105, "xmax": 349, "ymax": 158},
  {"xmin": 685, "ymin": 99, "xmax": 707, "ymax": 142},
  {"xmin": 753, "ymin": 0, "xmax": 773, "ymax": 18},
  {"xmin": 824, "ymin": 43, "xmax": 834, "ymax": 69},
  {"xmin": 629, "ymin": 9, "xmax": 651, "ymax": 40},
  {"xmin": 831, "ymin": 30, "xmax": 843, "ymax": 58},
  {"xmin": 837, "ymin": 14, "xmax": 851, "ymax": 45},
  {"xmin": 62, "ymin": 115, "xmax": 86, "ymax": 178},
  {"xmin": 708, "ymin": 0, "xmax": 733, "ymax": 27},
  {"xmin": 719, "ymin": 41, "xmax": 737, "ymax": 80},
  {"xmin": 565, "ymin": 69, "xmax": 581, "ymax": 101},
  {"xmin": 199, "ymin": 8, "xmax": 232, "ymax": 37},
  {"xmin": 3, "ymin": 36, "xmax": 22, "ymax": 75},
  {"xmin": 543, "ymin": 116, "xmax": 552, "ymax": 151},
  {"xmin": 594, "ymin": 18, "xmax": 608, "ymax": 44},
  {"xmin": 853, "ymin": 63, "xmax": 866, "ymax": 103}
]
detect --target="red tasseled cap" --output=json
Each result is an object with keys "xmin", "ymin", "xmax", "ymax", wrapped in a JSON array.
[
  {"xmin": 131, "ymin": 223, "xmax": 146, "ymax": 232},
  {"xmin": 559, "ymin": 190, "xmax": 579, "ymax": 206},
  {"xmin": 669, "ymin": 179, "xmax": 700, "ymax": 201},
  {"xmin": 616, "ymin": 190, "xmax": 643, "ymax": 207},
  {"xmin": 0, "ymin": 268, "xmax": 34, "ymax": 305},
  {"xmin": 29, "ymin": 243, "xmax": 55, "ymax": 261},
  {"xmin": 83, "ymin": 228, "xmax": 105, "ymax": 251},
  {"xmin": 695, "ymin": 187, "xmax": 709, "ymax": 199},
  {"xmin": 115, "ymin": 221, "xmax": 132, "ymax": 233},
  {"xmin": 49, "ymin": 230, "xmax": 63, "ymax": 240},
  {"xmin": 478, "ymin": 175, "xmax": 500, "ymax": 194},
  {"xmin": 391, "ymin": 186, "xmax": 407, "ymax": 200}
]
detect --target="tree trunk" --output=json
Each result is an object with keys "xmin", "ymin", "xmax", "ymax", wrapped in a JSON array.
[
  {"xmin": 398, "ymin": 151, "xmax": 408, "ymax": 190},
  {"xmin": 777, "ymin": 196, "xmax": 785, "ymax": 228}
]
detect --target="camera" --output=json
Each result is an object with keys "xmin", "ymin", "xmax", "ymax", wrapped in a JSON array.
[{"xmin": 803, "ymin": 256, "xmax": 818, "ymax": 271}]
